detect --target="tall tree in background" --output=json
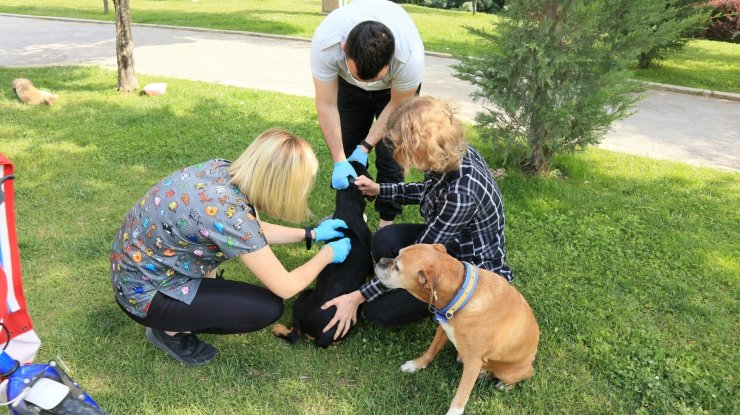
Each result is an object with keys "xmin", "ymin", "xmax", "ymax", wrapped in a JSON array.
[
  {"xmin": 636, "ymin": 0, "xmax": 708, "ymax": 68},
  {"xmin": 113, "ymin": 0, "xmax": 138, "ymax": 92},
  {"xmin": 455, "ymin": 0, "xmax": 661, "ymax": 174}
]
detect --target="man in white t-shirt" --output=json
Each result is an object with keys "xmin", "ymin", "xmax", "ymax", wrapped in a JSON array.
[{"xmin": 311, "ymin": 0, "xmax": 425, "ymax": 228}]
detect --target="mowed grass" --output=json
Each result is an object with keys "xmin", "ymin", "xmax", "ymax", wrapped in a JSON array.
[
  {"xmin": 0, "ymin": 66, "xmax": 738, "ymax": 414},
  {"xmin": 0, "ymin": 0, "xmax": 495, "ymax": 57},
  {"xmin": 629, "ymin": 39, "xmax": 740, "ymax": 93},
  {"xmin": 1, "ymin": 0, "xmax": 738, "ymax": 91}
]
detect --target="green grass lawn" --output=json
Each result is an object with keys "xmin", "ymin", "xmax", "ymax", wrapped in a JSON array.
[
  {"xmin": 629, "ymin": 39, "xmax": 740, "ymax": 93},
  {"xmin": 0, "ymin": 0, "xmax": 495, "ymax": 57},
  {"xmin": 1, "ymin": 66, "xmax": 738, "ymax": 414},
  {"xmin": 0, "ymin": 0, "xmax": 738, "ymax": 92}
]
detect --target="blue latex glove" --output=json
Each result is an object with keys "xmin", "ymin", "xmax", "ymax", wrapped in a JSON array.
[
  {"xmin": 313, "ymin": 218, "xmax": 349, "ymax": 242},
  {"xmin": 326, "ymin": 238, "xmax": 352, "ymax": 263},
  {"xmin": 347, "ymin": 145, "xmax": 368, "ymax": 166},
  {"xmin": 331, "ymin": 160, "xmax": 358, "ymax": 190}
]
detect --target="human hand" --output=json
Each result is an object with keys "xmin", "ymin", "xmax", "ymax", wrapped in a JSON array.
[
  {"xmin": 347, "ymin": 145, "xmax": 368, "ymax": 166},
  {"xmin": 321, "ymin": 291, "xmax": 365, "ymax": 339},
  {"xmin": 313, "ymin": 218, "xmax": 348, "ymax": 241},
  {"xmin": 331, "ymin": 160, "xmax": 358, "ymax": 190},
  {"xmin": 325, "ymin": 237, "xmax": 351, "ymax": 263},
  {"xmin": 354, "ymin": 175, "xmax": 380, "ymax": 197}
]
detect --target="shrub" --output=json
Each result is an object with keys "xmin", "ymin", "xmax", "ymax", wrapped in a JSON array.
[
  {"xmin": 461, "ymin": 0, "xmax": 506, "ymax": 13},
  {"xmin": 702, "ymin": 0, "xmax": 740, "ymax": 42},
  {"xmin": 393, "ymin": 0, "xmax": 505, "ymax": 13},
  {"xmin": 635, "ymin": 0, "xmax": 709, "ymax": 69},
  {"xmin": 455, "ymin": 0, "xmax": 659, "ymax": 174}
]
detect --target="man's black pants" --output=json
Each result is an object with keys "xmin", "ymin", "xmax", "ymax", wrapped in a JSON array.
[{"xmin": 337, "ymin": 77, "xmax": 407, "ymax": 221}]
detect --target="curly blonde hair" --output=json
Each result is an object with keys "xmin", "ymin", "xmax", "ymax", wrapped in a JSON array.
[
  {"xmin": 386, "ymin": 96, "xmax": 468, "ymax": 174},
  {"xmin": 227, "ymin": 129, "xmax": 318, "ymax": 223}
]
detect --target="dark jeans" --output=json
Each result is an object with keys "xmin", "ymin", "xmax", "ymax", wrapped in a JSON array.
[
  {"xmin": 119, "ymin": 278, "xmax": 283, "ymax": 334},
  {"xmin": 337, "ymin": 77, "xmax": 415, "ymax": 221},
  {"xmin": 362, "ymin": 223, "xmax": 430, "ymax": 326}
]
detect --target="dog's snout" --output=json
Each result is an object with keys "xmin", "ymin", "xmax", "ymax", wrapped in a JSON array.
[{"xmin": 378, "ymin": 258, "xmax": 393, "ymax": 268}]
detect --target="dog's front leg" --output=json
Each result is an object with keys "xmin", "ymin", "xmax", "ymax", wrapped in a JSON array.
[
  {"xmin": 445, "ymin": 355, "xmax": 484, "ymax": 415},
  {"xmin": 401, "ymin": 325, "xmax": 448, "ymax": 373}
]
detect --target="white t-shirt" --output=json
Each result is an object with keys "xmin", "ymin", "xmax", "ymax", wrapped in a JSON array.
[{"xmin": 311, "ymin": 0, "xmax": 425, "ymax": 92}]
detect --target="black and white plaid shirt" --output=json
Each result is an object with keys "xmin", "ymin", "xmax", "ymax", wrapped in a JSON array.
[{"xmin": 360, "ymin": 145, "xmax": 512, "ymax": 302}]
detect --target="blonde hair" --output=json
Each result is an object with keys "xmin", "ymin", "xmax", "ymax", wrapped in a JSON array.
[
  {"xmin": 386, "ymin": 96, "xmax": 468, "ymax": 174},
  {"xmin": 227, "ymin": 129, "xmax": 318, "ymax": 223}
]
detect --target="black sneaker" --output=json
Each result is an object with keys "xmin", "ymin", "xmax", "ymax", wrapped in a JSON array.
[{"xmin": 145, "ymin": 328, "xmax": 218, "ymax": 366}]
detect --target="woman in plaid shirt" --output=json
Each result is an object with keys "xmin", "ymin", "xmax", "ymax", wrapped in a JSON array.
[{"xmin": 321, "ymin": 96, "xmax": 513, "ymax": 338}]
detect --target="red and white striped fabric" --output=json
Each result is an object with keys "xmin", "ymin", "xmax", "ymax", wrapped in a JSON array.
[{"xmin": 0, "ymin": 154, "xmax": 40, "ymax": 365}]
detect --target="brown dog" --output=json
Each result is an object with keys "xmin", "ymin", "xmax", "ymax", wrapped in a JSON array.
[
  {"xmin": 375, "ymin": 244, "xmax": 539, "ymax": 415},
  {"xmin": 12, "ymin": 78, "xmax": 56, "ymax": 105}
]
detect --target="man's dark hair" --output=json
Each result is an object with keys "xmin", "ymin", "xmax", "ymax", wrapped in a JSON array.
[{"xmin": 345, "ymin": 21, "xmax": 395, "ymax": 80}]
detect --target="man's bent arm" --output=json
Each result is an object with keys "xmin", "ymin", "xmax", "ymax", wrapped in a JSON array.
[
  {"xmin": 364, "ymin": 85, "xmax": 419, "ymax": 147},
  {"xmin": 314, "ymin": 77, "xmax": 346, "ymax": 162}
]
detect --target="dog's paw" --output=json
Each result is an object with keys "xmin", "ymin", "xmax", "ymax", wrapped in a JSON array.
[
  {"xmin": 271, "ymin": 324, "xmax": 291, "ymax": 337},
  {"xmin": 400, "ymin": 360, "xmax": 424, "ymax": 373},
  {"xmin": 495, "ymin": 380, "xmax": 515, "ymax": 391},
  {"xmin": 445, "ymin": 407, "xmax": 464, "ymax": 415}
]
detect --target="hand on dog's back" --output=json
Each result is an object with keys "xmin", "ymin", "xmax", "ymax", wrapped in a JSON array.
[{"xmin": 274, "ymin": 161, "xmax": 373, "ymax": 347}]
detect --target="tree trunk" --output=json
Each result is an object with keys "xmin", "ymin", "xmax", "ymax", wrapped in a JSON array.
[
  {"xmin": 524, "ymin": 146, "xmax": 549, "ymax": 175},
  {"xmin": 522, "ymin": 0, "xmax": 562, "ymax": 175},
  {"xmin": 103, "ymin": 0, "xmax": 109, "ymax": 14},
  {"xmin": 473, "ymin": 0, "xmax": 477, "ymax": 15},
  {"xmin": 113, "ymin": 0, "xmax": 138, "ymax": 92},
  {"xmin": 544, "ymin": 0, "xmax": 564, "ymax": 32},
  {"xmin": 525, "ymin": 102, "xmax": 551, "ymax": 175},
  {"xmin": 322, "ymin": 0, "xmax": 342, "ymax": 15},
  {"xmin": 638, "ymin": 52, "xmax": 652, "ymax": 69}
]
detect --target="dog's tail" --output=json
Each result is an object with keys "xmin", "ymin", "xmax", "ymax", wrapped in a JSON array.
[{"xmin": 271, "ymin": 324, "xmax": 302, "ymax": 345}]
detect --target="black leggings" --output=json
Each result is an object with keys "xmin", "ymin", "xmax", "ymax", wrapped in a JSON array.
[
  {"xmin": 361, "ymin": 223, "xmax": 431, "ymax": 327},
  {"xmin": 119, "ymin": 278, "xmax": 283, "ymax": 334}
]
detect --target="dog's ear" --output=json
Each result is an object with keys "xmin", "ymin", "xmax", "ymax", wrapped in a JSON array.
[
  {"xmin": 417, "ymin": 270, "xmax": 427, "ymax": 286},
  {"xmin": 420, "ymin": 265, "xmax": 442, "ymax": 304},
  {"xmin": 431, "ymin": 243, "xmax": 446, "ymax": 253},
  {"xmin": 419, "ymin": 265, "xmax": 439, "ymax": 290}
]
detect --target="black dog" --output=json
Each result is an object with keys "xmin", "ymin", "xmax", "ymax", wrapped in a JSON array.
[{"xmin": 272, "ymin": 161, "xmax": 373, "ymax": 348}]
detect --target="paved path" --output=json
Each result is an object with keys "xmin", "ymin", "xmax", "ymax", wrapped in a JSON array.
[{"xmin": 1, "ymin": 14, "xmax": 738, "ymax": 172}]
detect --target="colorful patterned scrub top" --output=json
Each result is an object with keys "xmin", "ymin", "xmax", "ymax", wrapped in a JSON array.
[{"xmin": 110, "ymin": 159, "xmax": 267, "ymax": 318}]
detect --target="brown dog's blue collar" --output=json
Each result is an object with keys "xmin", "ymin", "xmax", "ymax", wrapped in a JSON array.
[{"xmin": 432, "ymin": 262, "xmax": 479, "ymax": 324}]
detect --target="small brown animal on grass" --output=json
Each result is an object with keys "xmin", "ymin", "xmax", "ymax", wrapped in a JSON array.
[
  {"xmin": 12, "ymin": 78, "xmax": 56, "ymax": 105},
  {"xmin": 375, "ymin": 243, "xmax": 540, "ymax": 415}
]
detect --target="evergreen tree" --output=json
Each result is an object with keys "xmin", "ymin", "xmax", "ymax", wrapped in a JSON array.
[
  {"xmin": 455, "ymin": 0, "xmax": 659, "ymax": 174},
  {"xmin": 636, "ymin": 0, "xmax": 709, "ymax": 68}
]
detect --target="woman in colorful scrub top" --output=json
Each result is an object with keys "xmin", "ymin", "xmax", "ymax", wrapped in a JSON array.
[{"xmin": 110, "ymin": 129, "xmax": 351, "ymax": 366}]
